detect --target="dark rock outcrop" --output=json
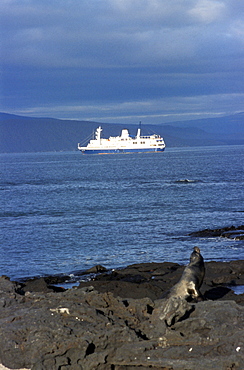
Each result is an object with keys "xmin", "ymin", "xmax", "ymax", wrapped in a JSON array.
[
  {"xmin": 189, "ymin": 225, "xmax": 244, "ymax": 240},
  {"xmin": 0, "ymin": 260, "xmax": 243, "ymax": 369}
]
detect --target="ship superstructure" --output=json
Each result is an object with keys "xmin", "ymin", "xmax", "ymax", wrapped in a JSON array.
[{"xmin": 78, "ymin": 126, "xmax": 165, "ymax": 154}]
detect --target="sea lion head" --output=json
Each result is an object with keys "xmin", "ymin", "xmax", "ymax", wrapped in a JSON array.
[
  {"xmin": 189, "ymin": 246, "xmax": 203, "ymax": 265},
  {"xmin": 193, "ymin": 246, "xmax": 200, "ymax": 254}
]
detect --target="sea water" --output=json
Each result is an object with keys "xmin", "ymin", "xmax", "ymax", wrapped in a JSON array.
[{"xmin": 0, "ymin": 146, "xmax": 243, "ymax": 282}]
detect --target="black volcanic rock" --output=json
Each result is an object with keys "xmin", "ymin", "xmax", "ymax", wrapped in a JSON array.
[
  {"xmin": 0, "ymin": 260, "xmax": 243, "ymax": 369},
  {"xmin": 189, "ymin": 225, "xmax": 244, "ymax": 240}
]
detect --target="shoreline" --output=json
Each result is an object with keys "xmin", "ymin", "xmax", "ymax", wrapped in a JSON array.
[
  {"xmin": 6, "ymin": 225, "xmax": 244, "ymax": 288},
  {"xmin": 0, "ymin": 259, "xmax": 244, "ymax": 369},
  {"xmin": 16, "ymin": 259, "xmax": 244, "ymax": 299}
]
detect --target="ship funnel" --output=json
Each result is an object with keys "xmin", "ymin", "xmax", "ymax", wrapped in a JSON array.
[
  {"xmin": 136, "ymin": 121, "xmax": 141, "ymax": 138},
  {"xmin": 136, "ymin": 128, "xmax": 141, "ymax": 138}
]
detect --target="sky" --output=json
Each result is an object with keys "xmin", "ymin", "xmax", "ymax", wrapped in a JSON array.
[{"xmin": 0, "ymin": 0, "xmax": 243, "ymax": 124}]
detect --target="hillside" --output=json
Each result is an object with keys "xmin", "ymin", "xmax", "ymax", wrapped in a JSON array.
[{"xmin": 0, "ymin": 112, "xmax": 243, "ymax": 153}]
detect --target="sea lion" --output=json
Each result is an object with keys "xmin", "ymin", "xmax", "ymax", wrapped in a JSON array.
[
  {"xmin": 159, "ymin": 247, "xmax": 205, "ymax": 326},
  {"xmin": 168, "ymin": 246, "xmax": 205, "ymax": 301}
]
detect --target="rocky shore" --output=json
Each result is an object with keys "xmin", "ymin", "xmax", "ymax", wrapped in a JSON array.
[
  {"xmin": 0, "ymin": 257, "xmax": 244, "ymax": 370},
  {"xmin": 189, "ymin": 225, "xmax": 244, "ymax": 240}
]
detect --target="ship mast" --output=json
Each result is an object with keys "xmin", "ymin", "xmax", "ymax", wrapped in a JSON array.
[{"xmin": 95, "ymin": 126, "xmax": 102, "ymax": 144}]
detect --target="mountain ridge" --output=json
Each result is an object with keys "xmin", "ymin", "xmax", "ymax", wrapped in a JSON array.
[{"xmin": 0, "ymin": 112, "xmax": 243, "ymax": 153}]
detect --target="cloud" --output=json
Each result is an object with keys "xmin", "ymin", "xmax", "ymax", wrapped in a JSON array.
[
  {"xmin": 188, "ymin": 0, "xmax": 226, "ymax": 23},
  {"xmin": 0, "ymin": 0, "xmax": 243, "ymax": 123},
  {"xmin": 1, "ymin": 0, "xmax": 241, "ymax": 67},
  {"xmin": 11, "ymin": 92, "xmax": 244, "ymax": 125}
]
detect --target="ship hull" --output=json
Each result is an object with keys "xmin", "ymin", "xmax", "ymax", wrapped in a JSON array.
[{"xmin": 81, "ymin": 147, "xmax": 165, "ymax": 154}]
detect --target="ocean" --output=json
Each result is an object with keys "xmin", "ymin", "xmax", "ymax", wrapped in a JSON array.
[{"xmin": 1, "ymin": 145, "xmax": 244, "ymax": 284}]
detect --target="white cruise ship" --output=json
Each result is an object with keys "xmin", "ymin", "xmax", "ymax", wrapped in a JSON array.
[{"xmin": 78, "ymin": 126, "xmax": 166, "ymax": 154}]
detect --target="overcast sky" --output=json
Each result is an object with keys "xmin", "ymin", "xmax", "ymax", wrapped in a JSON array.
[{"xmin": 0, "ymin": 0, "xmax": 243, "ymax": 124}]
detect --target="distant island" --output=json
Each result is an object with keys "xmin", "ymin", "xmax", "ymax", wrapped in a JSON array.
[{"xmin": 0, "ymin": 112, "xmax": 243, "ymax": 153}]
